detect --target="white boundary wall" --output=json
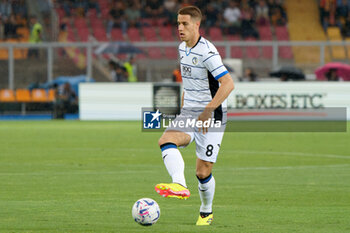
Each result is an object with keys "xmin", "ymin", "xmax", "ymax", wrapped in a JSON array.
[
  {"xmin": 79, "ymin": 83, "xmax": 153, "ymax": 120},
  {"xmin": 79, "ymin": 82, "xmax": 350, "ymax": 120}
]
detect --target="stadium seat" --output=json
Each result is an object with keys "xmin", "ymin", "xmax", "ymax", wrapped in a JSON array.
[
  {"xmin": 156, "ymin": 18, "xmax": 167, "ymax": 27},
  {"xmin": 93, "ymin": 28, "xmax": 108, "ymax": 41},
  {"xmin": 87, "ymin": 8, "xmax": 98, "ymax": 18},
  {"xmin": 147, "ymin": 47, "xmax": 163, "ymax": 59},
  {"xmin": 164, "ymin": 47, "xmax": 178, "ymax": 59},
  {"xmin": 77, "ymin": 28, "xmax": 90, "ymax": 42},
  {"xmin": 140, "ymin": 18, "xmax": 154, "ymax": 27},
  {"xmin": 159, "ymin": 26, "xmax": 175, "ymax": 41},
  {"xmin": 327, "ymin": 27, "xmax": 346, "ymax": 59},
  {"xmin": 258, "ymin": 26, "xmax": 273, "ymax": 40},
  {"xmin": 217, "ymin": 46, "xmax": 226, "ymax": 58},
  {"xmin": 101, "ymin": 8, "xmax": 109, "ymax": 19},
  {"xmin": 111, "ymin": 28, "xmax": 125, "ymax": 41},
  {"xmin": 0, "ymin": 47, "xmax": 9, "ymax": 60},
  {"xmin": 56, "ymin": 7, "xmax": 65, "ymax": 19},
  {"xmin": 245, "ymin": 38, "xmax": 260, "ymax": 59},
  {"xmin": 227, "ymin": 35, "xmax": 243, "ymax": 58},
  {"xmin": 67, "ymin": 27, "xmax": 76, "ymax": 41},
  {"xmin": 262, "ymin": 46, "xmax": 273, "ymax": 59},
  {"xmin": 199, "ymin": 28, "xmax": 207, "ymax": 38},
  {"xmin": 279, "ymin": 46, "xmax": 293, "ymax": 59},
  {"xmin": 209, "ymin": 27, "xmax": 223, "ymax": 41},
  {"xmin": 74, "ymin": 17, "xmax": 88, "ymax": 30},
  {"xmin": 17, "ymin": 27, "xmax": 30, "ymax": 40},
  {"xmin": 0, "ymin": 89, "xmax": 16, "ymax": 102},
  {"xmin": 275, "ymin": 26, "xmax": 289, "ymax": 40},
  {"xmin": 258, "ymin": 26, "xmax": 273, "ymax": 57},
  {"xmin": 143, "ymin": 27, "xmax": 158, "ymax": 41},
  {"xmin": 274, "ymin": 26, "xmax": 293, "ymax": 59},
  {"xmin": 48, "ymin": 89, "xmax": 56, "ymax": 102},
  {"xmin": 327, "ymin": 27, "xmax": 342, "ymax": 40},
  {"xmin": 6, "ymin": 39, "xmax": 26, "ymax": 59},
  {"xmin": 15, "ymin": 89, "xmax": 31, "ymax": 102},
  {"xmin": 90, "ymin": 18, "xmax": 104, "ymax": 29},
  {"xmin": 135, "ymin": 47, "xmax": 147, "ymax": 59},
  {"xmin": 31, "ymin": 89, "xmax": 48, "ymax": 102},
  {"xmin": 127, "ymin": 28, "xmax": 142, "ymax": 42}
]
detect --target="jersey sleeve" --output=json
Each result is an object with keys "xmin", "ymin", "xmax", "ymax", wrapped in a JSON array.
[{"xmin": 202, "ymin": 49, "xmax": 228, "ymax": 80}]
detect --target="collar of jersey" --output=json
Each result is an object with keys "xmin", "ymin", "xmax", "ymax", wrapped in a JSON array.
[{"xmin": 185, "ymin": 36, "xmax": 202, "ymax": 56}]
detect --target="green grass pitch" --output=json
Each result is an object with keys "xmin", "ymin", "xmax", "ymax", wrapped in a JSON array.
[{"xmin": 0, "ymin": 121, "xmax": 349, "ymax": 233}]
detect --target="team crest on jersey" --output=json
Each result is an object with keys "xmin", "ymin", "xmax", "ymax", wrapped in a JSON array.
[{"xmin": 192, "ymin": 57, "xmax": 198, "ymax": 65}]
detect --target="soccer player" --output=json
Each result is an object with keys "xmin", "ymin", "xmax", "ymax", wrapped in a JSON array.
[{"xmin": 155, "ymin": 6, "xmax": 234, "ymax": 225}]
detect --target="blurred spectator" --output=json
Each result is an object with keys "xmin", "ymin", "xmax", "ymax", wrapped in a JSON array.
[
  {"xmin": 320, "ymin": 0, "xmax": 337, "ymax": 27},
  {"xmin": 0, "ymin": 0, "xmax": 12, "ymax": 18},
  {"xmin": 108, "ymin": 60, "xmax": 118, "ymax": 81},
  {"xmin": 115, "ymin": 63, "xmax": 128, "ymax": 82},
  {"xmin": 240, "ymin": 3, "xmax": 259, "ymax": 38},
  {"xmin": 4, "ymin": 14, "xmax": 18, "ymax": 39},
  {"xmin": 172, "ymin": 65, "xmax": 182, "ymax": 83},
  {"xmin": 223, "ymin": 1, "xmax": 241, "ymax": 35},
  {"xmin": 144, "ymin": 0, "xmax": 164, "ymax": 18},
  {"xmin": 12, "ymin": 0, "xmax": 27, "ymax": 19},
  {"xmin": 204, "ymin": 3, "xmax": 220, "ymax": 28},
  {"xmin": 53, "ymin": 82, "xmax": 78, "ymax": 119},
  {"xmin": 75, "ymin": 0, "xmax": 88, "ymax": 17},
  {"xmin": 28, "ymin": 15, "xmax": 42, "ymax": 58},
  {"xmin": 59, "ymin": 16, "xmax": 68, "ymax": 31},
  {"xmin": 179, "ymin": 0, "xmax": 191, "ymax": 8},
  {"xmin": 125, "ymin": 0, "xmax": 142, "ymax": 28},
  {"xmin": 241, "ymin": 67, "xmax": 258, "ymax": 81},
  {"xmin": 322, "ymin": 15, "xmax": 342, "ymax": 31},
  {"xmin": 107, "ymin": 1, "xmax": 127, "ymax": 37},
  {"xmin": 268, "ymin": 0, "xmax": 287, "ymax": 26},
  {"xmin": 255, "ymin": 0, "xmax": 269, "ymax": 26},
  {"xmin": 0, "ymin": 16, "xmax": 4, "ymax": 40},
  {"xmin": 336, "ymin": 0, "xmax": 349, "ymax": 23},
  {"xmin": 342, "ymin": 12, "xmax": 350, "ymax": 37},
  {"xmin": 164, "ymin": 0, "xmax": 179, "ymax": 26},
  {"xmin": 61, "ymin": 0, "xmax": 73, "ymax": 17},
  {"xmin": 326, "ymin": 68, "xmax": 340, "ymax": 81},
  {"xmin": 86, "ymin": 0, "xmax": 101, "ymax": 17},
  {"xmin": 124, "ymin": 56, "xmax": 138, "ymax": 82}
]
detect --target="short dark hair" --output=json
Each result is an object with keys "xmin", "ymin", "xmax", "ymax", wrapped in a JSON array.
[{"xmin": 178, "ymin": 6, "xmax": 202, "ymax": 21}]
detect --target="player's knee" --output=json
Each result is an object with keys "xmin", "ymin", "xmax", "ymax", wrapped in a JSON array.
[
  {"xmin": 158, "ymin": 135, "xmax": 176, "ymax": 147},
  {"xmin": 196, "ymin": 170, "xmax": 211, "ymax": 180}
]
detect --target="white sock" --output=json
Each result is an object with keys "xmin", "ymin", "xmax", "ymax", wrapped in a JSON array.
[
  {"xmin": 161, "ymin": 145, "xmax": 187, "ymax": 187},
  {"xmin": 198, "ymin": 174, "xmax": 215, "ymax": 213}
]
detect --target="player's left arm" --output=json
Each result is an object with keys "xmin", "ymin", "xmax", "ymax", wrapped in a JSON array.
[
  {"xmin": 205, "ymin": 74, "xmax": 234, "ymax": 111},
  {"xmin": 198, "ymin": 73, "xmax": 234, "ymax": 133}
]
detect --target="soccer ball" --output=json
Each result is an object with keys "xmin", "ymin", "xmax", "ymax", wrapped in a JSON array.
[{"xmin": 132, "ymin": 198, "xmax": 160, "ymax": 226}]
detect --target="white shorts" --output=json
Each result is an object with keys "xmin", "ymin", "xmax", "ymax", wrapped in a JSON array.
[{"xmin": 165, "ymin": 111, "xmax": 226, "ymax": 163}]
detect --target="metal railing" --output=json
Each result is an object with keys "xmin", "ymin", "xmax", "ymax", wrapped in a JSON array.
[{"xmin": 0, "ymin": 40, "xmax": 349, "ymax": 89}]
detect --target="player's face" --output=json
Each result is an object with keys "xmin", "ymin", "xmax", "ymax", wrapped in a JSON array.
[{"xmin": 177, "ymin": 14, "xmax": 198, "ymax": 42}]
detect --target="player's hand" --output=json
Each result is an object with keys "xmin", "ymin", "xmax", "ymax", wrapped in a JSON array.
[{"xmin": 198, "ymin": 109, "xmax": 212, "ymax": 134}]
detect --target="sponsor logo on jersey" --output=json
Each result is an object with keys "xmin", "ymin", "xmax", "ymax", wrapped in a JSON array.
[{"xmin": 182, "ymin": 65, "xmax": 191, "ymax": 76}]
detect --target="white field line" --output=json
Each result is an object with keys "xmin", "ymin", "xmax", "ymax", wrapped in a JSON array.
[
  {"xmin": 0, "ymin": 164, "xmax": 348, "ymax": 176},
  {"xmin": 223, "ymin": 150, "xmax": 350, "ymax": 160},
  {"xmin": 52, "ymin": 147, "xmax": 350, "ymax": 160},
  {"xmin": 215, "ymin": 164, "xmax": 350, "ymax": 171}
]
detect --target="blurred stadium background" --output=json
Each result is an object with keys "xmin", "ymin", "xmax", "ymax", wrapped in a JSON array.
[
  {"xmin": 0, "ymin": 1, "xmax": 348, "ymax": 110},
  {"xmin": 0, "ymin": 0, "xmax": 349, "ymax": 119}
]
